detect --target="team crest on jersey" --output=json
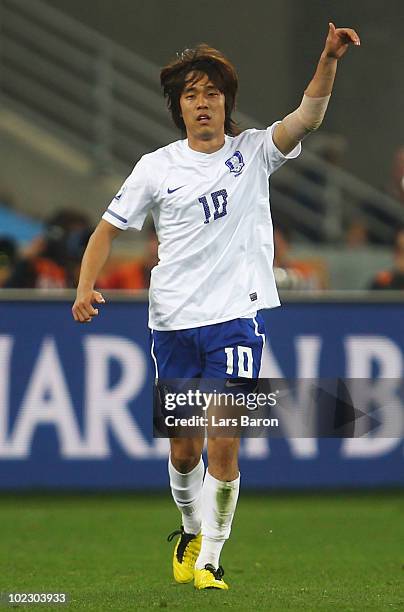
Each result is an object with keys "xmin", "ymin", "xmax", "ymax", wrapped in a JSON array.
[
  {"xmin": 225, "ymin": 151, "xmax": 245, "ymax": 176},
  {"xmin": 114, "ymin": 185, "xmax": 126, "ymax": 201}
]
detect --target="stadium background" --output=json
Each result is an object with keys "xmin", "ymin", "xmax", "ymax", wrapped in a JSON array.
[
  {"xmin": 50, "ymin": 0, "xmax": 404, "ymax": 187},
  {"xmin": 1, "ymin": 1, "xmax": 404, "ymax": 609}
]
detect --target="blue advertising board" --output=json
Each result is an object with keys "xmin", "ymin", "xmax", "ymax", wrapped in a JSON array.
[{"xmin": 1, "ymin": 296, "xmax": 403, "ymax": 489}]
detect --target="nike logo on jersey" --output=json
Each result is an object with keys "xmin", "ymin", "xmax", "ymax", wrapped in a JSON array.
[
  {"xmin": 167, "ymin": 185, "xmax": 186, "ymax": 194},
  {"xmin": 225, "ymin": 380, "xmax": 249, "ymax": 388}
]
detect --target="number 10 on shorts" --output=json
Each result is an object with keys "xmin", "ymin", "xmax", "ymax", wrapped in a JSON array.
[{"xmin": 225, "ymin": 346, "xmax": 253, "ymax": 378}]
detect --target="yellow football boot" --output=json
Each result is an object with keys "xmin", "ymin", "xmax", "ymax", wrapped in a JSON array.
[
  {"xmin": 194, "ymin": 563, "xmax": 229, "ymax": 590},
  {"xmin": 167, "ymin": 527, "xmax": 202, "ymax": 583}
]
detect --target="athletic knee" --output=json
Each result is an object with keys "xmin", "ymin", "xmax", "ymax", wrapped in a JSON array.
[
  {"xmin": 209, "ymin": 438, "xmax": 239, "ymax": 462},
  {"xmin": 170, "ymin": 440, "xmax": 202, "ymax": 473}
]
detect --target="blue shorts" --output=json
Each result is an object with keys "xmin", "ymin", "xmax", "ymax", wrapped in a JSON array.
[{"xmin": 150, "ymin": 314, "xmax": 266, "ymax": 379}]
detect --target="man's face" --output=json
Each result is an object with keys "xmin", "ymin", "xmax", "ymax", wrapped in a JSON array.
[{"xmin": 179, "ymin": 72, "xmax": 225, "ymax": 141}]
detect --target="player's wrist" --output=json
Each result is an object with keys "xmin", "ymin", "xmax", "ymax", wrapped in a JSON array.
[
  {"xmin": 321, "ymin": 49, "xmax": 339, "ymax": 62},
  {"xmin": 77, "ymin": 282, "xmax": 95, "ymax": 294}
]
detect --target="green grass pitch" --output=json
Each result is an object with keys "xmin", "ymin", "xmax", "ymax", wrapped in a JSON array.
[{"xmin": 1, "ymin": 491, "xmax": 403, "ymax": 611}]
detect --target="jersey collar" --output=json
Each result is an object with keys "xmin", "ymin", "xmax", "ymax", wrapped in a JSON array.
[{"xmin": 182, "ymin": 135, "xmax": 232, "ymax": 161}]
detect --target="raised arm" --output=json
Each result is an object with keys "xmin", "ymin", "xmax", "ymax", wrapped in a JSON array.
[
  {"xmin": 273, "ymin": 22, "xmax": 361, "ymax": 155},
  {"xmin": 72, "ymin": 219, "xmax": 122, "ymax": 323}
]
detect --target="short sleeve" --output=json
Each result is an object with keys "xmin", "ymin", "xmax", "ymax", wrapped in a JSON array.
[
  {"xmin": 102, "ymin": 156, "xmax": 154, "ymax": 230},
  {"xmin": 263, "ymin": 121, "xmax": 301, "ymax": 176}
]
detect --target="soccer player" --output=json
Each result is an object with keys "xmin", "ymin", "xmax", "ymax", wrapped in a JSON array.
[{"xmin": 72, "ymin": 23, "xmax": 360, "ymax": 590}]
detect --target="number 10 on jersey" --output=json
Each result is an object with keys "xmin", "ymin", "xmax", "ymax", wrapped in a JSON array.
[{"xmin": 198, "ymin": 189, "xmax": 228, "ymax": 224}]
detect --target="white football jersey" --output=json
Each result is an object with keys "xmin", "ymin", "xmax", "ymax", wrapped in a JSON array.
[{"xmin": 102, "ymin": 122, "xmax": 301, "ymax": 330}]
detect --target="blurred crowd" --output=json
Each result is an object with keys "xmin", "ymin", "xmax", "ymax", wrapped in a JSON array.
[
  {"xmin": 369, "ymin": 228, "xmax": 404, "ymax": 290},
  {"xmin": 2, "ymin": 207, "xmax": 404, "ymax": 292},
  {"xmin": 1, "ymin": 210, "xmax": 93, "ymax": 289},
  {"xmin": 1, "ymin": 140, "xmax": 404, "ymax": 292},
  {"xmin": 0, "ymin": 207, "xmax": 158, "ymax": 291}
]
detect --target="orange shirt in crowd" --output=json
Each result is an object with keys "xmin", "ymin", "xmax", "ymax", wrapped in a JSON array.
[{"xmin": 98, "ymin": 260, "xmax": 149, "ymax": 290}]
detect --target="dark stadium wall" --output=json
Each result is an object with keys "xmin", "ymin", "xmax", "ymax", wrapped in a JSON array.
[
  {"xmin": 48, "ymin": 0, "xmax": 295, "ymax": 130},
  {"xmin": 49, "ymin": 0, "xmax": 404, "ymax": 190},
  {"xmin": 291, "ymin": 0, "xmax": 404, "ymax": 195}
]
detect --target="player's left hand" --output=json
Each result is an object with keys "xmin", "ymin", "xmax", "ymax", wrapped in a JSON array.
[{"xmin": 324, "ymin": 22, "xmax": 360, "ymax": 60}]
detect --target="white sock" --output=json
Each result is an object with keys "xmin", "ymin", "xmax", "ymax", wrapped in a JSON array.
[
  {"xmin": 168, "ymin": 455, "xmax": 204, "ymax": 535},
  {"xmin": 195, "ymin": 470, "xmax": 240, "ymax": 570}
]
